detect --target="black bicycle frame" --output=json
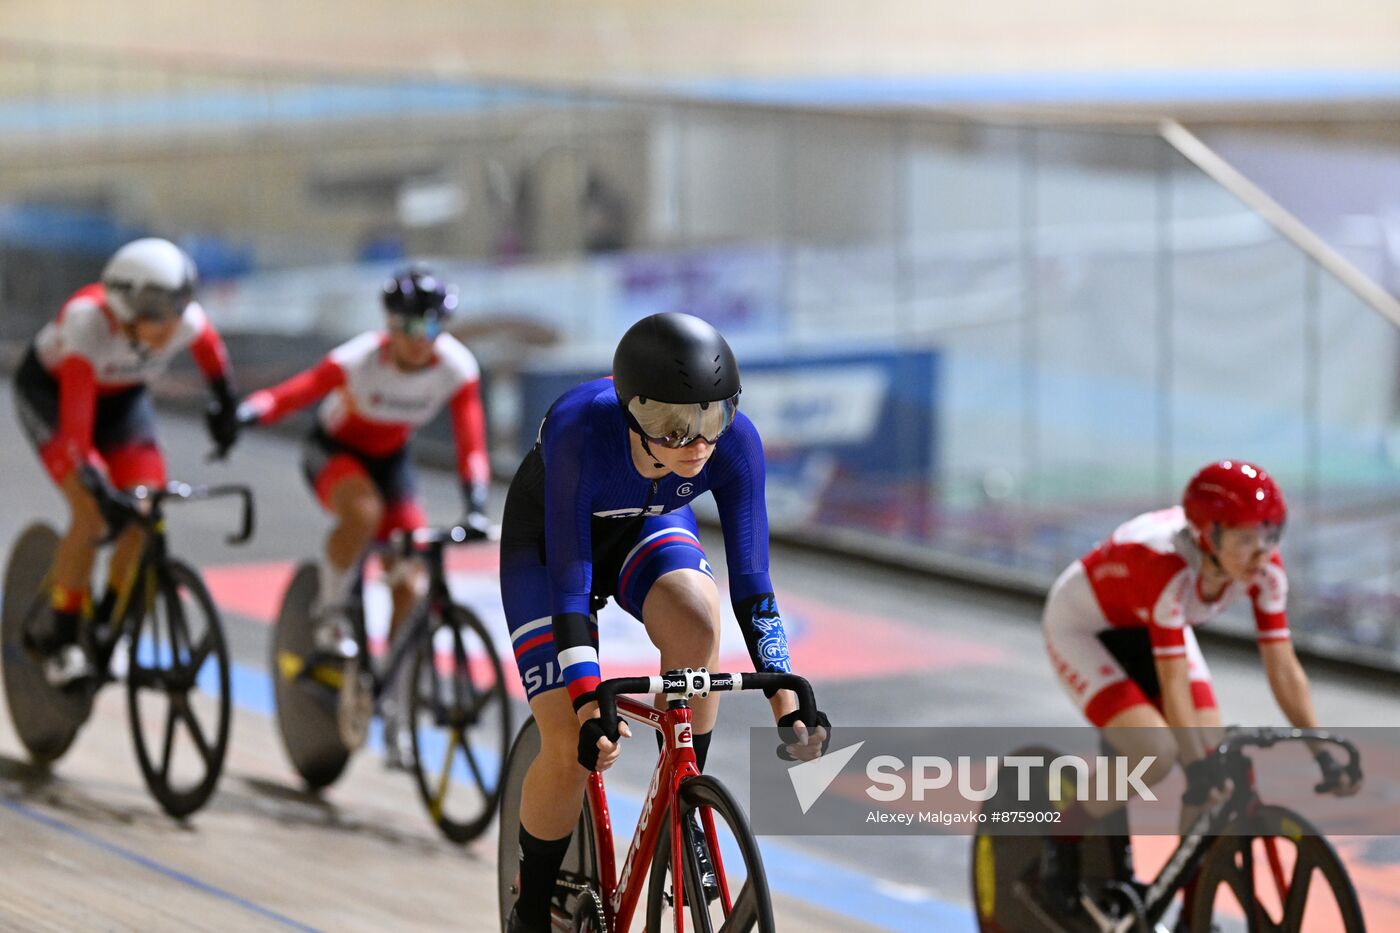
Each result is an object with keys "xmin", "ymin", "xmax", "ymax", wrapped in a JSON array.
[
  {"xmin": 85, "ymin": 482, "xmax": 253, "ymax": 682},
  {"xmin": 1092, "ymin": 728, "xmax": 1361, "ymax": 930},
  {"xmin": 348, "ymin": 526, "xmax": 472, "ymax": 706}
]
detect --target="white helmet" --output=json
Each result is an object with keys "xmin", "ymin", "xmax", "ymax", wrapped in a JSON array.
[{"xmin": 101, "ymin": 238, "xmax": 197, "ymax": 323}]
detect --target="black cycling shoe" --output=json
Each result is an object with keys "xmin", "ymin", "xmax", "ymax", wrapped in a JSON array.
[{"xmin": 505, "ymin": 905, "xmax": 549, "ymax": 933}]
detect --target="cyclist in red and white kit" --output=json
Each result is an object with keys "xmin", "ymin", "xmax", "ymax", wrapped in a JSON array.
[
  {"xmin": 1037, "ymin": 460, "xmax": 1358, "ymax": 913},
  {"xmin": 235, "ymin": 266, "xmax": 490, "ymax": 762},
  {"xmin": 13, "ymin": 238, "xmax": 241, "ymax": 685}
]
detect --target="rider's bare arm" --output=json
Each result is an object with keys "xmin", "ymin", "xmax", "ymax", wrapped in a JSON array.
[
  {"xmin": 1155, "ymin": 654, "xmax": 1212, "ymax": 761},
  {"xmin": 1259, "ymin": 639, "xmax": 1319, "ymax": 729}
]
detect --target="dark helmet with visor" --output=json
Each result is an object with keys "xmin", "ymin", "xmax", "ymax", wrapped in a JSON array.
[
  {"xmin": 613, "ymin": 312, "xmax": 741, "ymax": 448},
  {"xmin": 382, "ymin": 265, "xmax": 458, "ymax": 339}
]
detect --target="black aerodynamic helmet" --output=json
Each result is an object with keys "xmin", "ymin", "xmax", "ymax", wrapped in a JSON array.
[
  {"xmin": 382, "ymin": 265, "xmax": 458, "ymax": 321},
  {"xmin": 613, "ymin": 312, "xmax": 742, "ymax": 448}
]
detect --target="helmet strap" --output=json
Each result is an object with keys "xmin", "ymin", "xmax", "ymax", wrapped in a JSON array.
[
  {"xmin": 1201, "ymin": 525, "xmax": 1225, "ymax": 569},
  {"xmin": 621, "ymin": 403, "xmax": 666, "ymax": 468},
  {"xmin": 638, "ymin": 433, "xmax": 664, "ymax": 469}
]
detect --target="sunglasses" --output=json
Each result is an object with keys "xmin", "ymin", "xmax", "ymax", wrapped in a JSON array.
[
  {"xmin": 627, "ymin": 394, "xmax": 740, "ymax": 449},
  {"xmin": 389, "ymin": 314, "xmax": 442, "ymax": 340}
]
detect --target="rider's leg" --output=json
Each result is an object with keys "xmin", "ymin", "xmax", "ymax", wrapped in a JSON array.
[
  {"xmin": 321, "ymin": 469, "xmax": 382, "ymax": 610},
  {"xmin": 1089, "ymin": 702, "xmax": 1180, "ymax": 821},
  {"xmin": 378, "ymin": 496, "xmax": 428, "ymax": 643},
  {"xmin": 97, "ymin": 442, "xmax": 166, "ymax": 622},
  {"xmin": 379, "ymin": 532, "xmax": 426, "ymax": 768},
  {"xmin": 502, "ymin": 528, "xmax": 595, "ymax": 931},
  {"xmin": 615, "ymin": 513, "xmax": 720, "ymax": 767},
  {"xmin": 641, "ymin": 569, "xmax": 722, "ymax": 769},
  {"xmin": 50, "ymin": 468, "xmax": 106, "ymax": 643},
  {"xmin": 517, "ymin": 685, "xmax": 592, "ymax": 929}
]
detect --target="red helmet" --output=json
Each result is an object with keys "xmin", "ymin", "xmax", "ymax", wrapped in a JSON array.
[{"xmin": 1183, "ymin": 460, "xmax": 1287, "ymax": 546}]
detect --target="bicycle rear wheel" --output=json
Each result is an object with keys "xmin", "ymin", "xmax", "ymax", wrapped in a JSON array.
[
  {"xmin": 971, "ymin": 745, "xmax": 1133, "ymax": 933},
  {"xmin": 126, "ymin": 559, "xmax": 232, "ymax": 819},
  {"xmin": 646, "ymin": 774, "xmax": 775, "ymax": 933},
  {"xmin": 497, "ymin": 717, "xmax": 602, "ymax": 929},
  {"xmin": 1188, "ymin": 804, "xmax": 1365, "ymax": 932},
  {"xmin": 1, "ymin": 523, "xmax": 92, "ymax": 764},
  {"xmin": 271, "ymin": 563, "xmax": 353, "ymax": 790},
  {"xmin": 407, "ymin": 602, "xmax": 512, "ymax": 844}
]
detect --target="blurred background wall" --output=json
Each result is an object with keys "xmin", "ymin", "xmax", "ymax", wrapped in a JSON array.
[
  {"xmin": 3, "ymin": 4, "xmax": 1400, "ymax": 666},
  {"xmin": 6, "ymin": 1, "xmax": 1399, "ymax": 87}
]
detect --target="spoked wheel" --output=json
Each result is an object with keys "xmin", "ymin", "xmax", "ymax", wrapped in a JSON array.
[
  {"xmin": 971, "ymin": 745, "xmax": 1134, "ymax": 933},
  {"xmin": 1, "ymin": 523, "xmax": 93, "ymax": 764},
  {"xmin": 1188, "ymin": 804, "xmax": 1365, "ymax": 933},
  {"xmin": 126, "ymin": 559, "xmax": 232, "ymax": 819},
  {"xmin": 271, "ymin": 563, "xmax": 353, "ymax": 790},
  {"xmin": 407, "ymin": 603, "xmax": 512, "ymax": 844},
  {"xmin": 498, "ymin": 718, "xmax": 603, "ymax": 930},
  {"xmin": 646, "ymin": 774, "xmax": 775, "ymax": 933}
]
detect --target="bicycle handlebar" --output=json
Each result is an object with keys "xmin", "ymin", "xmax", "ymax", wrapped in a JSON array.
[
  {"xmin": 385, "ymin": 523, "xmax": 499, "ymax": 557},
  {"xmin": 594, "ymin": 669, "xmax": 818, "ymax": 741},
  {"xmin": 1214, "ymin": 726, "xmax": 1362, "ymax": 790},
  {"xmin": 130, "ymin": 481, "xmax": 257, "ymax": 545}
]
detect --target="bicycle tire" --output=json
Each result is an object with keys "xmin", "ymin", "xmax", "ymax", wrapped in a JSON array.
[
  {"xmin": 498, "ymin": 717, "xmax": 602, "ymax": 929},
  {"xmin": 1187, "ymin": 803, "xmax": 1366, "ymax": 932},
  {"xmin": 1, "ymin": 523, "xmax": 92, "ymax": 765},
  {"xmin": 406, "ymin": 602, "xmax": 512, "ymax": 844},
  {"xmin": 646, "ymin": 774, "xmax": 775, "ymax": 933},
  {"xmin": 126, "ymin": 559, "xmax": 232, "ymax": 819},
  {"xmin": 498, "ymin": 717, "xmax": 541, "ymax": 926},
  {"xmin": 271, "ymin": 563, "xmax": 353, "ymax": 790}
]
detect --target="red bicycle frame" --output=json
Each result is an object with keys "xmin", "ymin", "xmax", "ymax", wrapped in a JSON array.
[{"xmin": 583, "ymin": 694, "xmax": 729, "ymax": 933}]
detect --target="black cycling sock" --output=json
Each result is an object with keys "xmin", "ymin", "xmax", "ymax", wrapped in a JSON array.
[
  {"xmin": 653, "ymin": 728, "xmax": 712, "ymax": 771},
  {"xmin": 43, "ymin": 609, "xmax": 80, "ymax": 651},
  {"xmin": 693, "ymin": 730, "xmax": 712, "ymax": 771},
  {"xmin": 516, "ymin": 826, "xmax": 571, "ymax": 929},
  {"xmin": 96, "ymin": 586, "xmax": 118, "ymax": 626}
]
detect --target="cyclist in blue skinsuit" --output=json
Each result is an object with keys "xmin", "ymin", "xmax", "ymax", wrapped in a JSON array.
[{"xmin": 501, "ymin": 312, "xmax": 830, "ymax": 933}]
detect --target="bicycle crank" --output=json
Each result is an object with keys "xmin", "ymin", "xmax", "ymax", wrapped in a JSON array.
[
  {"xmin": 336, "ymin": 657, "xmax": 374, "ymax": 750},
  {"xmin": 571, "ymin": 887, "xmax": 608, "ymax": 933}
]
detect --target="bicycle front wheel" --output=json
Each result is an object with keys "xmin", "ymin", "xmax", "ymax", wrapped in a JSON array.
[
  {"xmin": 646, "ymin": 774, "xmax": 775, "ymax": 933},
  {"xmin": 1188, "ymin": 804, "xmax": 1365, "ymax": 932},
  {"xmin": 126, "ymin": 559, "xmax": 232, "ymax": 819},
  {"xmin": 407, "ymin": 602, "xmax": 512, "ymax": 844},
  {"xmin": 497, "ymin": 717, "xmax": 603, "ymax": 930}
]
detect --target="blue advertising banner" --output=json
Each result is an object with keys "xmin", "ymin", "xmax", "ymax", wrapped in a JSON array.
[{"xmin": 516, "ymin": 349, "xmax": 938, "ymax": 537}]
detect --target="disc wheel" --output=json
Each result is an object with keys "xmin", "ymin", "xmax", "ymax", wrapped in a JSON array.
[
  {"xmin": 407, "ymin": 603, "xmax": 512, "ymax": 844},
  {"xmin": 271, "ymin": 563, "xmax": 352, "ymax": 790},
  {"xmin": 498, "ymin": 718, "xmax": 603, "ymax": 929},
  {"xmin": 971, "ymin": 745, "xmax": 1132, "ymax": 932},
  {"xmin": 646, "ymin": 774, "xmax": 776, "ymax": 933},
  {"xmin": 1, "ymin": 523, "xmax": 93, "ymax": 764},
  {"xmin": 126, "ymin": 560, "xmax": 232, "ymax": 819},
  {"xmin": 1188, "ymin": 804, "xmax": 1365, "ymax": 932}
]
